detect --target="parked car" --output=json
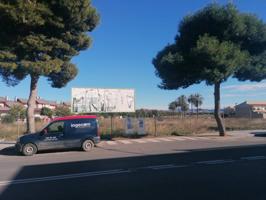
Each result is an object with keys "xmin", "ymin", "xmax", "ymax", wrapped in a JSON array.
[{"xmin": 15, "ymin": 115, "xmax": 100, "ymax": 156}]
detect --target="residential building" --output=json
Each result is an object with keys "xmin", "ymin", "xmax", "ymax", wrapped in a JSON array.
[
  {"xmin": 4, "ymin": 100, "xmax": 21, "ymax": 108},
  {"xmin": 61, "ymin": 101, "xmax": 71, "ymax": 107},
  {"xmin": 17, "ymin": 98, "xmax": 28, "ymax": 108},
  {"xmin": 36, "ymin": 98, "xmax": 57, "ymax": 110},
  {"xmin": 235, "ymin": 101, "xmax": 266, "ymax": 118},
  {"xmin": 0, "ymin": 96, "xmax": 70, "ymax": 117},
  {"xmin": 0, "ymin": 97, "xmax": 7, "ymax": 108}
]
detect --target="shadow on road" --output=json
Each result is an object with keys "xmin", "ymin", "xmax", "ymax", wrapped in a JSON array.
[
  {"xmin": 0, "ymin": 146, "xmax": 85, "ymax": 156},
  {"xmin": 0, "ymin": 144, "xmax": 266, "ymax": 200},
  {"xmin": 250, "ymin": 131, "xmax": 266, "ymax": 137},
  {"xmin": 0, "ymin": 146, "xmax": 18, "ymax": 156}
]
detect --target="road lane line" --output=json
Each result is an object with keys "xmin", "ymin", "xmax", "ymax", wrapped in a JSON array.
[
  {"xmin": 118, "ymin": 140, "xmax": 132, "ymax": 144},
  {"xmin": 171, "ymin": 137, "xmax": 186, "ymax": 141},
  {"xmin": 132, "ymin": 139, "xmax": 147, "ymax": 143},
  {"xmin": 152, "ymin": 165, "xmax": 187, "ymax": 170},
  {"xmin": 146, "ymin": 164, "xmax": 175, "ymax": 169},
  {"xmin": 196, "ymin": 137, "xmax": 210, "ymax": 140},
  {"xmin": 106, "ymin": 141, "xmax": 117, "ymax": 145},
  {"xmin": 196, "ymin": 159, "xmax": 235, "ymax": 165},
  {"xmin": 241, "ymin": 156, "xmax": 266, "ymax": 160},
  {"xmin": 145, "ymin": 139, "xmax": 160, "ymax": 143},
  {"xmin": 0, "ymin": 169, "xmax": 130, "ymax": 186},
  {"xmin": 156, "ymin": 138, "xmax": 173, "ymax": 142},
  {"xmin": 180, "ymin": 137, "xmax": 197, "ymax": 140}
]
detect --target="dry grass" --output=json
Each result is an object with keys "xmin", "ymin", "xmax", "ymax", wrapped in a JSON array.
[
  {"xmin": 0, "ymin": 121, "xmax": 48, "ymax": 140},
  {"xmin": 1, "ymin": 116, "xmax": 266, "ymax": 140},
  {"xmin": 98, "ymin": 116, "xmax": 266, "ymax": 138}
]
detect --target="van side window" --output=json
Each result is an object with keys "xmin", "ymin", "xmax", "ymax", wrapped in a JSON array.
[
  {"xmin": 47, "ymin": 121, "xmax": 64, "ymax": 133},
  {"xmin": 67, "ymin": 119, "xmax": 96, "ymax": 134}
]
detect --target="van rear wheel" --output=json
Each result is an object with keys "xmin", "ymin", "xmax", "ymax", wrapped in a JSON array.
[
  {"xmin": 22, "ymin": 143, "xmax": 37, "ymax": 156},
  {"xmin": 82, "ymin": 140, "xmax": 94, "ymax": 152}
]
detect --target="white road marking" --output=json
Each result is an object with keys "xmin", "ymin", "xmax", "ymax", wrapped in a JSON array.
[
  {"xmin": 0, "ymin": 169, "xmax": 130, "ymax": 186},
  {"xmin": 196, "ymin": 137, "xmax": 210, "ymax": 140},
  {"xmin": 156, "ymin": 138, "xmax": 173, "ymax": 142},
  {"xmin": 171, "ymin": 137, "xmax": 186, "ymax": 141},
  {"xmin": 241, "ymin": 156, "xmax": 266, "ymax": 160},
  {"xmin": 146, "ymin": 164, "xmax": 187, "ymax": 170},
  {"xmin": 146, "ymin": 164, "xmax": 175, "ymax": 169},
  {"xmin": 196, "ymin": 159, "xmax": 235, "ymax": 165},
  {"xmin": 118, "ymin": 140, "xmax": 132, "ymax": 144},
  {"xmin": 106, "ymin": 141, "xmax": 117, "ymax": 145},
  {"xmin": 145, "ymin": 138, "xmax": 160, "ymax": 143},
  {"xmin": 132, "ymin": 139, "xmax": 147, "ymax": 143},
  {"xmin": 180, "ymin": 137, "xmax": 197, "ymax": 140}
]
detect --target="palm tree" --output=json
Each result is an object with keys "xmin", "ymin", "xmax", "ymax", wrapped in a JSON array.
[
  {"xmin": 176, "ymin": 95, "xmax": 189, "ymax": 118},
  {"xmin": 168, "ymin": 101, "xmax": 177, "ymax": 114},
  {"xmin": 189, "ymin": 93, "xmax": 204, "ymax": 118},
  {"xmin": 188, "ymin": 95, "xmax": 194, "ymax": 114}
]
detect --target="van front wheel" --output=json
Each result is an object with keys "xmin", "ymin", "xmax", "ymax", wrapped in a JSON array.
[{"xmin": 82, "ymin": 140, "xmax": 94, "ymax": 152}]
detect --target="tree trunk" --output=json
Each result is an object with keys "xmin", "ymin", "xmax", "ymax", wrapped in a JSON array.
[
  {"xmin": 196, "ymin": 106, "xmax": 199, "ymax": 119},
  {"xmin": 26, "ymin": 74, "xmax": 39, "ymax": 134},
  {"xmin": 214, "ymin": 82, "xmax": 226, "ymax": 136}
]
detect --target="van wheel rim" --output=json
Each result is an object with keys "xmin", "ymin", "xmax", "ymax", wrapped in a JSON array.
[{"xmin": 85, "ymin": 142, "xmax": 91, "ymax": 149}]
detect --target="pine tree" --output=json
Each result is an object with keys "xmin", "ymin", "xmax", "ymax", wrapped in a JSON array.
[{"xmin": 0, "ymin": 0, "xmax": 99, "ymax": 133}]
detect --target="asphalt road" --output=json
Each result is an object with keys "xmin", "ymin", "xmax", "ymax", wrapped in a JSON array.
[{"xmin": 0, "ymin": 132, "xmax": 266, "ymax": 200}]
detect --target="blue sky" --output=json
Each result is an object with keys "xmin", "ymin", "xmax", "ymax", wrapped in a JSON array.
[{"xmin": 1, "ymin": 0, "xmax": 266, "ymax": 109}]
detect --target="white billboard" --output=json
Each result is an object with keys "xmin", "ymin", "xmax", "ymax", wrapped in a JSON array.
[{"xmin": 71, "ymin": 88, "xmax": 135, "ymax": 113}]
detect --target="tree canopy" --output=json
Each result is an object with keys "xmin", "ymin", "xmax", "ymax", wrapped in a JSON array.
[
  {"xmin": 0, "ymin": 0, "xmax": 99, "ymax": 133},
  {"xmin": 168, "ymin": 101, "xmax": 177, "ymax": 112},
  {"xmin": 153, "ymin": 3, "xmax": 266, "ymax": 135}
]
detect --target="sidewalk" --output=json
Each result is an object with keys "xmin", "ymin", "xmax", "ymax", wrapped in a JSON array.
[
  {"xmin": 1, "ymin": 130, "xmax": 265, "ymax": 151},
  {"xmin": 197, "ymin": 129, "xmax": 266, "ymax": 137}
]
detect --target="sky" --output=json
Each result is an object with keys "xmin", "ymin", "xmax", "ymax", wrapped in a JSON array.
[{"xmin": 1, "ymin": 0, "xmax": 266, "ymax": 110}]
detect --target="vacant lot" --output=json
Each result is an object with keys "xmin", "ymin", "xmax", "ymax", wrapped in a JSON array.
[{"xmin": 1, "ymin": 116, "xmax": 266, "ymax": 140}]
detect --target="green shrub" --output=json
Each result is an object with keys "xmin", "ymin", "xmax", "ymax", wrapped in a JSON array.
[
  {"xmin": 40, "ymin": 107, "xmax": 53, "ymax": 118},
  {"xmin": 1, "ymin": 115, "xmax": 15, "ymax": 124},
  {"xmin": 54, "ymin": 106, "xmax": 71, "ymax": 117},
  {"xmin": 8, "ymin": 105, "xmax": 26, "ymax": 120}
]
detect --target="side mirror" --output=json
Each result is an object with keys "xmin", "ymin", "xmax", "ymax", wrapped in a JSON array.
[{"xmin": 40, "ymin": 128, "xmax": 48, "ymax": 136}]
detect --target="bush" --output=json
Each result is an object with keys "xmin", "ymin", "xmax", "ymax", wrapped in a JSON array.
[
  {"xmin": 40, "ymin": 107, "xmax": 53, "ymax": 118},
  {"xmin": 1, "ymin": 115, "xmax": 15, "ymax": 124},
  {"xmin": 54, "ymin": 106, "xmax": 71, "ymax": 117},
  {"xmin": 8, "ymin": 105, "xmax": 26, "ymax": 120}
]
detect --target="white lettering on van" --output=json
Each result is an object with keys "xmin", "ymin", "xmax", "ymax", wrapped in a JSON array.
[{"xmin": 71, "ymin": 123, "xmax": 91, "ymax": 128}]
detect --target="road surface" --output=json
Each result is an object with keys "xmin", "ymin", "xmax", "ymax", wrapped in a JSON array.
[{"xmin": 0, "ymin": 132, "xmax": 266, "ymax": 200}]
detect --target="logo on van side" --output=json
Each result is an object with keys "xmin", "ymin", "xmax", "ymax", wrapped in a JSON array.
[{"xmin": 71, "ymin": 123, "xmax": 91, "ymax": 128}]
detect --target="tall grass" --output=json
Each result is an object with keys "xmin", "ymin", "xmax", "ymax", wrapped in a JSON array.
[
  {"xmin": 0, "ymin": 121, "xmax": 48, "ymax": 140},
  {"xmin": 1, "ymin": 116, "xmax": 266, "ymax": 140}
]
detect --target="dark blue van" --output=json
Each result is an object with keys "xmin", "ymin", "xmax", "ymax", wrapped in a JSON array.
[{"xmin": 15, "ymin": 115, "xmax": 100, "ymax": 156}]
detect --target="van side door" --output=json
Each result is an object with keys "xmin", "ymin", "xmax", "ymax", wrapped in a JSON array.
[
  {"xmin": 38, "ymin": 120, "xmax": 66, "ymax": 150},
  {"xmin": 64, "ymin": 119, "xmax": 96, "ymax": 148}
]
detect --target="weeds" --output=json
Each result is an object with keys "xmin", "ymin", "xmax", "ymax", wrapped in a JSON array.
[{"xmin": 1, "ymin": 116, "xmax": 266, "ymax": 140}]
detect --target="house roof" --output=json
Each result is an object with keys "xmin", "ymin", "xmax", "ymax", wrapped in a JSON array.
[
  {"xmin": 17, "ymin": 98, "xmax": 28, "ymax": 104},
  {"xmin": 61, "ymin": 101, "xmax": 71, "ymax": 107},
  {"xmin": 0, "ymin": 107, "xmax": 10, "ymax": 113},
  {"xmin": 0, "ymin": 97, "xmax": 7, "ymax": 103},
  {"xmin": 246, "ymin": 101, "xmax": 266, "ymax": 106},
  {"xmin": 4, "ymin": 101, "xmax": 21, "ymax": 108},
  {"xmin": 36, "ymin": 99, "xmax": 57, "ymax": 106}
]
